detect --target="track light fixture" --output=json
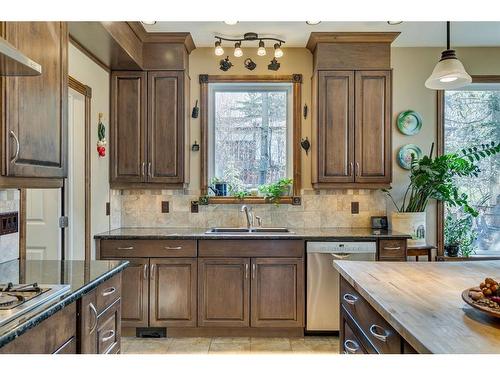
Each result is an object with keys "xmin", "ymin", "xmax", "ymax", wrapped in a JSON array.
[
  {"xmin": 268, "ymin": 57, "xmax": 280, "ymax": 71},
  {"xmin": 219, "ymin": 56, "xmax": 233, "ymax": 71},
  {"xmin": 214, "ymin": 32, "xmax": 285, "ymax": 59}
]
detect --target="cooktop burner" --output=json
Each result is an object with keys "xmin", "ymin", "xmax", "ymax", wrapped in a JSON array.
[{"xmin": 0, "ymin": 283, "xmax": 70, "ymax": 327}]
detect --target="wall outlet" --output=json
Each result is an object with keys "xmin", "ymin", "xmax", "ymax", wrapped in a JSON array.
[
  {"xmin": 191, "ymin": 201, "xmax": 199, "ymax": 213},
  {"xmin": 351, "ymin": 201, "xmax": 359, "ymax": 214},
  {"xmin": 0, "ymin": 212, "xmax": 18, "ymax": 236},
  {"xmin": 161, "ymin": 201, "xmax": 169, "ymax": 213}
]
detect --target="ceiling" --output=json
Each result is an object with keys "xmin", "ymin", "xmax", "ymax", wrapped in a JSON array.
[{"xmin": 142, "ymin": 21, "xmax": 500, "ymax": 48}]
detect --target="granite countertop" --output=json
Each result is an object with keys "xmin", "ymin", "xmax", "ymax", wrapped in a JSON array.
[
  {"xmin": 0, "ymin": 259, "xmax": 129, "ymax": 348},
  {"xmin": 94, "ymin": 227, "xmax": 411, "ymax": 240},
  {"xmin": 333, "ymin": 260, "xmax": 500, "ymax": 354}
]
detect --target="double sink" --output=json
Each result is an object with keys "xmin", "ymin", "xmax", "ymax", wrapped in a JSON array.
[{"xmin": 205, "ymin": 227, "xmax": 293, "ymax": 234}]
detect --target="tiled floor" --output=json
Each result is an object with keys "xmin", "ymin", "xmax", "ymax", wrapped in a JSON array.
[{"xmin": 121, "ymin": 336, "xmax": 340, "ymax": 354}]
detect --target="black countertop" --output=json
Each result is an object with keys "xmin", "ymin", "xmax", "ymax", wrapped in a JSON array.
[
  {"xmin": 0, "ymin": 259, "xmax": 128, "ymax": 348},
  {"xmin": 94, "ymin": 227, "xmax": 411, "ymax": 241}
]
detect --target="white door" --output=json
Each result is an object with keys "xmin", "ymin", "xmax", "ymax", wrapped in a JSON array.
[
  {"xmin": 66, "ymin": 88, "xmax": 86, "ymax": 260},
  {"xmin": 26, "ymin": 189, "xmax": 62, "ymax": 260}
]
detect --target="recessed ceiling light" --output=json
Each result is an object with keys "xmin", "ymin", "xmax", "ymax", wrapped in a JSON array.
[
  {"xmin": 387, "ymin": 21, "xmax": 403, "ymax": 25},
  {"xmin": 306, "ymin": 21, "xmax": 321, "ymax": 25},
  {"xmin": 224, "ymin": 21, "xmax": 238, "ymax": 25},
  {"xmin": 141, "ymin": 21, "xmax": 157, "ymax": 25}
]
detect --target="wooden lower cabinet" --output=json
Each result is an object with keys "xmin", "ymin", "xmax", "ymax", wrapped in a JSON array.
[
  {"xmin": 96, "ymin": 300, "xmax": 121, "ymax": 354},
  {"xmin": 120, "ymin": 258, "xmax": 149, "ymax": 328},
  {"xmin": 150, "ymin": 258, "xmax": 197, "ymax": 327},
  {"xmin": 198, "ymin": 258, "xmax": 250, "ymax": 327},
  {"xmin": 251, "ymin": 258, "xmax": 304, "ymax": 328}
]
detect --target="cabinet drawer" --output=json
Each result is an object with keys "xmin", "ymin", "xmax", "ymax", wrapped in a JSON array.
[
  {"xmin": 378, "ymin": 239, "xmax": 407, "ymax": 260},
  {"xmin": 342, "ymin": 316, "xmax": 367, "ymax": 354},
  {"xmin": 97, "ymin": 300, "xmax": 121, "ymax": 354},
  {"xmin": 53, "ymin": 336, "xmax": 76, "ymax": 354},
  {"xmin": 340, "ymin": 277, "xmax": 401, "ymax": 354},
  {"xmin": 199, "ymin": 240, "xmax": 304, "ymax": 257},
  {"xmin": 100, "ymin": 239, "xmax": 197, "ymax": 258},
  {"xmin": 96, "ymin": 274, "xmax": 121, "ymax": 313}
]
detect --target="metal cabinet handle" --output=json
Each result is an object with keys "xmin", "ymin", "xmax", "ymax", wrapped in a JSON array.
[
  {"xmin": 332, "ymin": 253, "xmax": 350, "ymax": 260},
  {"xmin": 89, "ymin": 302, "xmax": 98, "ymax": 334},
  {"xmin": 349, "ymin": 162, "xmax": 353, "ymax": 176},
  {"xmin": 252, "ymin": 263, "xmax": 256, "ymax": 279},
  {"xmin": 117, "ymin": 246, "xmax": 134, "ymax": 250},
  {"xmin": 383, "ymin": 246, "xmax": 401, "ymax": 250},
  {"xmin": 245, "ymin": 264, "xmax": 249, "ymax": 279},
  {"xmin": 355, "ymin": 162, "xmax": 360, "ymax": 176},
  {"xmin": 343, "ymin": 293, "xmax": 358, "ymax": 305},
  {"xmin": 143, "ymin": 264, "xmax": 148, "ymax": 280},
  {"xmin": 344, "ymin": 339, "xmax": 360, "ymax": 354},
  {"xmin": 148, "ymin": 162, "xmax": 152, "ymax": 177},
  {"xmin": 101, "ymin": 287, "xmax": 116, "ymax": 297},
  {"xmin": 164, "ymin": 246, "xmax": 182, "ymax": 250},
  {"xmin": 369, "ymin": 324, "xmax": 389, "ymax": 342},
  {"xmin": 101, "ymin": 330, "xmax": 115, "ymax": 342},
  {"xmin": 150, "ymin": 264, "xmax": 156, "ymax": 280},
  {"xmin": 141, "ymin": 162, "xmax": 146, "ymax": 177},
  {"xmin": 9, "ymin": 131, "xmax": 20, "ymax": 163}
]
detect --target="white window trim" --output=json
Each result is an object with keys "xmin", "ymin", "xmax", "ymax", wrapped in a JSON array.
[{"xmin": 207, "ymin": 82, "xmax": 293, "ymax": 188}]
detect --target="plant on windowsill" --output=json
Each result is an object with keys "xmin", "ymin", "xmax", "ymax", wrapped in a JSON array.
[
  {"xmin": 258, "ymin": 178, "xmax": 293, "ymax": 205},
  {"xmin": 444, "ymin": 213, "xmax": 477, "ymax": 257},
  {"xmin": 383, "ymin": 141, "xmax": 499, "ymax": 246}
]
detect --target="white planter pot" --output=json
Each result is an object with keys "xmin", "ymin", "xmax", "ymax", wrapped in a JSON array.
[{"xmin": 391, "ymin": 212, "xmax": 426, "ymax": 247}]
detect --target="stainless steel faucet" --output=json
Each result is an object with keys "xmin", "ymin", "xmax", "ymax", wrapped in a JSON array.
[{"xmin": 240, "ymin": 205, "xmax": 253, "ymax": 228}]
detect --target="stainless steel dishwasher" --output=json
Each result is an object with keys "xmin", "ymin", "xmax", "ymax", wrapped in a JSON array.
[{"xmin": 306, "ymin": 241, "xmax": 376, "ymax": 332}]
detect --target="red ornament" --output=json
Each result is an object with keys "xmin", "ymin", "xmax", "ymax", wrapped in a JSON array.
[{"xmin": 97, "ymin": 145, "xmax": 106, "ymax": 157}]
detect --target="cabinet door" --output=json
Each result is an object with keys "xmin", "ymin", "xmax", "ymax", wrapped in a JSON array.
[
  {"xmin": 1, "ymin": 22, "xmax": 67, "ymax": 178},
  {"xmin": 354, "ymin": 70, "xmax": 391, "ymax": 184},
  {"xmin": 147, "ymin": 71, "xmax": 185, "ymax": 185},
  {"xmin": 78, "ymin": 290, "xmax": 98, "ymax": 354},
  {"xmin": 198, "ymin": 258, "xmax": 250, "ymax": 327},
  {"xmin": 150, "ymin": 258, "xmax": 197, "ymax": 327},
  {"xmin": 316, "ymin": 71, "xmax": 355, "ymax": 183},
  {"xmin": 110, "ymin": 71, "xmax": 147, "ymax": 184},
  {"xmin": 120, "ymin": 258, "xmax": 149, "ymax": 328},
  {"xmin": 251, "ymin": 258, "xmax": 304, "ymax": 327}
]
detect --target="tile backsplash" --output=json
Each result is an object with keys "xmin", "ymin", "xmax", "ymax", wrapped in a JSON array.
[
  {"xmin": 111, "ymin": 189, "xmax": 386, "ymax": 229},
  {"xmin": 0, "ymin": 189, "xmax": 20, "ymax": 264}
]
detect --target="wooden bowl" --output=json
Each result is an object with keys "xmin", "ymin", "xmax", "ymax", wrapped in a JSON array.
[{"xmin": 462, "ymin": 288, "xmax": 500, "ymax": 318}]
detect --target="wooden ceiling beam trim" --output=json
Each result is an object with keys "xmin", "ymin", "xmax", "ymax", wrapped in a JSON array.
[
  {"xmin": 306, "ymin": 32, "xmax": 400, "ymax": 52},
  {"xmin": 127, "ymin": 22, "xmax": 196, "ymax": 54}
]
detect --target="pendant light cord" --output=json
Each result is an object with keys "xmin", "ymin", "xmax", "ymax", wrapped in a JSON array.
[{"xmin": 447, "ymin": 21, "xmax": 450, "ymax": 50}]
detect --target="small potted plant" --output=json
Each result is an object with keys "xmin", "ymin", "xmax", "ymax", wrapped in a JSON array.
[
  {"xmin": 444, "ymin": 213, "xmax": 477, "ymax": 257},
  {"xmin": 258, "ymin": 178, "xmax": 293, "ymax": 205}
]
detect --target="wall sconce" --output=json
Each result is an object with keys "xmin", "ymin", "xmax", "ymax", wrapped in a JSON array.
[
  {"xmin": 268, "ymin": 58, "xmax": 280, "ymax": 71},
  {"xmin": 219, "ymin": 56, "xmax": 233, "ymax": 71},
  {"xmin": 244, "ymin": 58, "xmax": 257, "ymax": 71}
]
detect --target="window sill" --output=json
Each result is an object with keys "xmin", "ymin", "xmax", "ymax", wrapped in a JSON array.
[{"xmin": 200, "ymin": 196, "xmax": 301, "ymax": 205}]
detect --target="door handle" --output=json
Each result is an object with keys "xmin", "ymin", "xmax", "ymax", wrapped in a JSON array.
[
  {"xmin": 383, "ymin": 246, "xmax": 401, "ymax": 250},
  {"xmin": 101, "ymin": 287, "xmax": 116, "ymax": 297},
  {"xmin": 101, "ymin": 330, "xmax": 115, "ymax": 343},
  {"xmin": 9, "ymin": 131, "xmax": 20, "ymax": 163},
  {"xmin": 349, "ymin": 162, "xmax": 353, "ymax": 176},
  {"xmin": 245, "ymin": 263, "xmax": 249, "ymax": 279},
  {"xmin": 89, "ymin": 302, "xmax": 98, "ymax": 334},
  {"xmin": 148, "ymin": 162, "xmax": 152, "ymax": 177},
  {"xmin": 150, "ymin": 264, "xmax": 155, "ymax": 280},
  {"xmin": 355, "ymin": 162, "xmax": 360, "ymax": 177},
  {"xmin": 143, "ymin": 264, "xmax": 148, "ymax": 280},
  {"xmin": 252, "ymin": 263, "xmax": 256, "ymax": 279},
  {"xmin": 141, "ymin": 162, "xmax": 146, "ymax": 177},
  {"xmin": 331, "ymin": 253, "xmax": 350, "ymax": 260}
]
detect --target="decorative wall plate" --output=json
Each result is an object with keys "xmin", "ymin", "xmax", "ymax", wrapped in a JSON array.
[
  {"xmin": 397, "ymin": 110, "xmax": 422, "ymax": 135},
  {"xmin": 397, "ymin": 144, "xmax": 422, "ymax": 169}
]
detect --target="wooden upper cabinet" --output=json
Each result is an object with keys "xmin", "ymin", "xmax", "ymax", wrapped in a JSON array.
[
  {"xmin": 251, "ymin": 258, "xmax": 304, "ymax": 328},
  {"xmin": 315, "ymin": 71, "xmax": 354, "ymax": 184},
  {"xmin": 198, "ymin": 258, "xmax": 250, "ymax": 327},
  {"xmin": 120, "ymin": 258, "xmax": 149, "ymax": 328},
  {"xmin": 150, "ymin": 258, "xmax": 197, "ymax": 327},
  {"xmin": 147, "ymin": 71, "xmax": 185, "ymax": 184},
  {"xmin": 110, "ymin": 71, "xmax": 147, "ymax": 184},
  {"xmin": 1, "ymin": 22, "xmax": 68, "ymax": 180},
  {"xmin": 354, "ymin": 70, "xmax": 391, "ymax": 184}
]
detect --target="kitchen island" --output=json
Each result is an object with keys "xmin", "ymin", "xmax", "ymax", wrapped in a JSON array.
[
  {"xmin": 333, "ymin": 260, "xmax": 500, "ymax": 354},
  {"xmin": 0, "ymin": 259, "xmax": 128, "ymax": 353}
]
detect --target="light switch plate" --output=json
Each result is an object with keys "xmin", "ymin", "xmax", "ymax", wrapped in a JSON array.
[
  {"xmin": 351, "ymin": 202, "xmax": 359, "ymax": 214},
  {"xmin": 161, "ymin": 201, "xmax": 169, "ymax": 213}
]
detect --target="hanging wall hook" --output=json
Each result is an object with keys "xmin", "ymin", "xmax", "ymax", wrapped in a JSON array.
[{"xmin": 301, "ymin": 137, "xmax": 311, "ymax": 155}]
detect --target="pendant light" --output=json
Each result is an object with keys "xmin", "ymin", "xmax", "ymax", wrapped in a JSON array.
[{"xmin": 425, "ymin": 22, "xmax": 471, "ymax": 90}]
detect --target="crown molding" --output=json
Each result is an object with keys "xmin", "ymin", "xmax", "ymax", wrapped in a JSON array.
[
  {"xmin": 128, "ymin": 22, "xmax": 196, "ymax": 54},
  {"xmin": 306, "ymin": 32, "xmax": 400, "ymax": 52}
]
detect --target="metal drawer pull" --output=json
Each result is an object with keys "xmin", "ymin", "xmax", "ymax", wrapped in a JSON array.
[
  {"xmin": 344, "ymin": 339, "xmax": 360, "ymax": 354},
  {"xmin": 9, "ymin": 131, "xmax": 20, "ymax": 163},
  {"xmin": 102, "ymin": 287, "xmax": 116, "ymax": 297},
  {"xmin": 383, "ymin": 246, "xmax": 401, "ymax": 250},
  {"xmin": 343, "ymin": 293, "xmax": 358, "ymax": 305},
  {"xmin": 89, "ymin": 303, "xmax": 98, "ymax": 334},
  {"xmin": 332, "ymin": 253, "xmax": 350, "ymax": 260},
  {"xmin": 164, "ymin": 246, "xmax": 182, "ymax": 250},
  {"xmin": 117, "ymin": 246, "xmax": 134, "ymax": 250},
  {"xmin": 101, "ymin": 330, "xmax": 115, "ymax": 342},
  {"xmin": 369, "ymin": 324, "xmax": 389, "ymax": 342}
]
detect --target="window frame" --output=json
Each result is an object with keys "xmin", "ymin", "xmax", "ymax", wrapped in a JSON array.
[
  {"xmin": 199, "ymin": 74, "xmax": 303, "ymax": 204},
  {"xmin": 436, "ymin": 75, "xmax": 500, "ymax": 258}
]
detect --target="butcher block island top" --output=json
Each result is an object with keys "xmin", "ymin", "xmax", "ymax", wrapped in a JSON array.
[{"xmin": 333, "ymin": 260, "xmax": 500, "ymax": 354}]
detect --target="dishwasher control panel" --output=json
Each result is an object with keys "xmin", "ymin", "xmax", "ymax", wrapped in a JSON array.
[{"xmin": 306, "ymin": 241, "xmax": 376, "ymax": 253}]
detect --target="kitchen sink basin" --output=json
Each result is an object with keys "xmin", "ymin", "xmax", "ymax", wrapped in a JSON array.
[{"xmin": 205, "ymin": 227, "xmax": 292, "ymax": 234}]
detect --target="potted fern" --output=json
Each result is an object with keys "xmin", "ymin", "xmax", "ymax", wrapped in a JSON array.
[{"xmin": 383, "ymin": 142, "xmax": 499, "ymax": 246}]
